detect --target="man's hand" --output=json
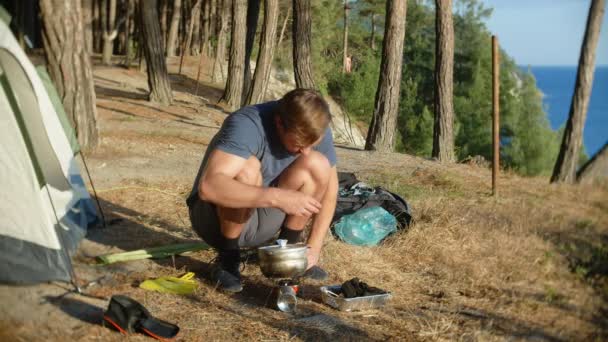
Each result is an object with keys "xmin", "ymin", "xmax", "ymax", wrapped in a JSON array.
[{"xmin": 276, "ymin": 189, "xmax": 322, "ymax": 217}]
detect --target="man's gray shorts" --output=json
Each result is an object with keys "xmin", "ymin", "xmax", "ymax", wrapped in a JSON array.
[{"xmin": 189, "ymin": 199, "xmax": 286, "ymax": 249}]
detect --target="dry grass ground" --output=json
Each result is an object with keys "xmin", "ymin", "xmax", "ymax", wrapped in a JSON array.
[{"xmin": 1, "ymin": 55, "xmax": 606, "ymax": 341}]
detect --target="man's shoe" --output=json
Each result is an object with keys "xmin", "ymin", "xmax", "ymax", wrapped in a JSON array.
[
  {"xmin": 301, "ymin": 265, "xmax": 328, "ymax": 281},
  {"xmin": 210, "ymin": 249, "xmax": 242, "ymax": 292},
  {"xmin": 210, "ymin": 265, "xmax": 243, "ymax": 293}
]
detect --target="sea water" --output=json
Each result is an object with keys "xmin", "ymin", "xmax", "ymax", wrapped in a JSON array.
[{"xmin": 526, "ymin": 65, "xmax": 608, "ymax": 157}]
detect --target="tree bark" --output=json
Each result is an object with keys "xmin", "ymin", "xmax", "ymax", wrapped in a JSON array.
[
  {"xmin": 342, "ymin": 0, "xmax": 349, "ymax": 73},
  {"xmin": 213, "ymin": 0, "xmax": 231, "ymax": 83},
  {"xmin": 40, "ymin": 0, "xmax": 99, "ymax": 150},
  {"xmin": 124, "ymin": 0, "xmax": 135, "ymax": 67},
  {"xmin": 102, "ymin": 0, "xmax": 117, "ymax": 64},
  {"xmin": 371, "ymin": 13, "xmax": 376, "ymax": 50},
  {"xmin": 364, "ymin": 0, "xmax": 407, "ymax": 152},
  {"xmin": 243, "ymin": 0, "xmax": 261, "ymax": 97},
  {"xmin": 160, "ymin": 0, "xmax": 168, "ymax": 48},
  {"xmin": 219, "ymin": 0, "xmax": 248, "ymax": 110},
  {"xmin": 277, "ymin": 6, "xmax": 290, "ymax": 49},
  {"xmin": 93, "ymin": 0, "xmax": 101, "ymax": 52},
  {"xmin": 185, "ymin": 0, "xmax": 202, "ymax": 56},
  {"xmin": 246, "ymin": 0, "xmax": 278, "ymax": 104},
  {"xmin": 432, "ymin": 0, "xmax": 455, "ymax": 162},
  {"xmin": 83, "ymin": 0, "xmax": 94, "ymax": 53},
  {"xmin": 577, "ymin": 142, "xmax": 608, "ymax": 184},
  {"xmin": 167, "ymin": 0, "xmax": 182, "ymax": 57},
  {"xmin": 201, "ymin": 0, "xmax": 211, "ymax": 55},
  {"xmin": 140, "ymin": 0, "xmax": 173, "ymax": 105},
  {"xmin": 292, "ymin": 0, "xmax": 315, "ymax": 89},
  {"xmin": 551, "ymin": 0, "xmax": 605, "ymax": 183},
  {"xmin": 100, "ymin": 0, "xmax": 107, "ymax": 53},
  {"xmin": 209, "ymin": 0, "xmax": 217, "ymax": 52},
  {"xmin": 191, "ymin": 0, "xmax": 202, "ymax": 55}
]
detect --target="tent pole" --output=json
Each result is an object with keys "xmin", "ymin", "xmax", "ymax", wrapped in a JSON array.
[{"xmin": 79, "ymin": 151, "xmax": 107, "ymax": 228}]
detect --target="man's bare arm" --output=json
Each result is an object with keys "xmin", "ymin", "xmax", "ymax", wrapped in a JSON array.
[
  {"xmin": 199, "ymin": 149, "xmax": 321, "ymax": 215},
  {"xmin": 199, "ymin": 149, "xmax": 277, "ymax": 208}
]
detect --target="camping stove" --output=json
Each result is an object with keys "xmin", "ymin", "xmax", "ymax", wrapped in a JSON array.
[
  {"xmin": 275, "ymin": 279, "xmax": 300, "ymax": 312},
  {"xmin": 257, "ymin": 240, "xmax": 307, "ymax": 312}
]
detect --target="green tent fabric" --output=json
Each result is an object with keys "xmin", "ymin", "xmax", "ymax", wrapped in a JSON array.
[{"xmin": 36, "ymin": 66, "xmax": 80, "ymax": 154}]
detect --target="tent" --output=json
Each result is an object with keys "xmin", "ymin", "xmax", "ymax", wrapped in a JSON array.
[{"xmin": 0, "ymin": 15, "xmax": 98, "ymax": 284}]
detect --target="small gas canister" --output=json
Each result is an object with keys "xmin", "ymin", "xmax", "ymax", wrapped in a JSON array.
[{"xmin": 276, "ymin": 279, "xmax": 299, "ymax": 312}]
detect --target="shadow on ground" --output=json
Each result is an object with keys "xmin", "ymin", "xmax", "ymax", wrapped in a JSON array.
[{"xmin": 542, "ymin": 221, "xmax": 608, "ymax": 340}]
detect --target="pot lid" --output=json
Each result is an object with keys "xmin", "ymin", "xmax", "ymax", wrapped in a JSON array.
[{"xmin": 258, "ymin": 241, "xmax": 308, "ymax": 253}]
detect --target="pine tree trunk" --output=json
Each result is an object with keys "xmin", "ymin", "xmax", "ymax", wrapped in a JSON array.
[
  {"xmin": 93, "ymin": 0, "xmax": 101, "ymax": 52},
  {"xmin": 371, "ymin": 13, "xmax": 376, "ymax": 50},
  {"xmin": 191, "ymin": 0, "xmax": 202, "ymax": 55},
  {"xmin": 100, "ymin": 0, "xmax": 107, "ymax": 53},
  {"xmin": 209, "ymin": 0, "xmax": 217, "ymax": 54},
  {"xmin": 167, "ymin": 0, "xmax": 182, "ymax": 57},
  {"xmin": 243, "ymin": 0, "xmax": 261, "ymax": 98},
  {"xmin": 185, "ymin": 0, "xmax": 202, "ymax": 56},
  {"xmin": 102, "ymin": 0, "xmax": 117, "ymax": 64},
  {"xmin": 83, "ymin": 0, "xmax": 94, "ymax": 53},
  {"xmin": 40, "ymin": 0, "xmax": 99, "ymax": 150},
  {"xmin": 342, "ymin": 0, "xmax": 348, "ymax": 73},
  {"xmin": 432, "ymin": 0, "xmax": 455, "ymax": 162},
  {"xmin": 577, "ymin": 142, "xmax": 608, "ymax": 184},
  {"xmin": 277, "ymin": 6, "xmax": 290, "ymax": 49},
  {"xmin": 246, "ymin": 0, "xmax": 278, "ymax": 104},
  {"xmin": 219, "ymin": 0, "xmax": 247, "ymax": 110},
  {"xmin": 125, "ymin": 0, "xmax": 135, "ymax": 67},
  {"xmin": 140, "ymin": 0, "xmax": 173, "ymax": 105},
  {"xmin": 180, "ymin": 0, "xmax": 191, "ymax": 58},
  {"xmin": 364, "ymin": 0, "xmax": 407, "ymax": 152},
  {"xmin": 292, "ymin": 0, "xmax": 315, "ymax": 89},
  {"xmin": 160, "ymin": 0, "xmax": 168, "ymax": 48},
  {"xmin": 201, "ymin": 0, "xmax": 211, "ymax": 55},
  {"xmin": 551, "ymin": 0, "xmax": 605, "ymax": 183},
  {"xmin": 213, "ymin": 0, "xmax": 230, "ymax": 83}
]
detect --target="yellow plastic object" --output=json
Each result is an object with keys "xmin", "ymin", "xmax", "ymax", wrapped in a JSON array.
[{"xmin": 139, "ymin": 272, "xmax": 198, "ymax": 295}]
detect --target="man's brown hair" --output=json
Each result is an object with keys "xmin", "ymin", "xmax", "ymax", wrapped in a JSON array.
[{"xmin": 276, "ymin": 88, "xmax": 331, "ymax": 146}]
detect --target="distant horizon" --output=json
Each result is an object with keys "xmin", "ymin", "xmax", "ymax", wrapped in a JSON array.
[{"xmin": 518, "ymin": 64, "xmax": 608, "ymax": 68}]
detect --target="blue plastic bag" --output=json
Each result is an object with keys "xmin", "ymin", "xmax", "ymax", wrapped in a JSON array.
[{"xmin": 333, "ymin": 206, "xmax": 397, "ymax": 246}]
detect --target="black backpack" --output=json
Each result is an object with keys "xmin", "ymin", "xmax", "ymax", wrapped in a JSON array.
[{"xmin": 333, "ymin": 172, "xmax": 412, "ymax": 229}]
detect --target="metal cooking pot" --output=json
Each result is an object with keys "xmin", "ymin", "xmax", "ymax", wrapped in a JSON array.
[{"xmin": 258, "ymin": 240, "xmax": 308, "ymax": 278}]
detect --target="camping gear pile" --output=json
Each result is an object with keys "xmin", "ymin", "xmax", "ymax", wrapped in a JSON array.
[{"xmin": 332, "ymin": 172, "xmax": 412, "ymax": 246}]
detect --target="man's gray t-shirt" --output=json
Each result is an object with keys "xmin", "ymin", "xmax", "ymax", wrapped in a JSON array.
[{"xmin": 187, "ymin": 100, "xmax": 337, "ymax": 207}]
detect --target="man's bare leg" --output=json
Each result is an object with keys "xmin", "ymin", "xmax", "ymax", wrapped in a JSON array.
[
  {"xmin": 277, "ymin": 151, "xmax": 331, "ymax": 240},
  {"xmin": 212, "ymin": 156, "xmax": 262, "ymax": 292}
]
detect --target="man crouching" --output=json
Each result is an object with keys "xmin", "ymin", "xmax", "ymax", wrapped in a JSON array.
[{"xmin": 186, "ymin": 89, "xmax": 338, "ymax": 292}]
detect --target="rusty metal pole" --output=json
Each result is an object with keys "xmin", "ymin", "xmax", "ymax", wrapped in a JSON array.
[{"xmin": 492, "ymin": 36, "xmax": 500, "ymax": 196}]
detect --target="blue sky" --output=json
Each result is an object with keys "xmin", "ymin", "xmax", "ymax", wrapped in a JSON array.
[{"xmin": 481, "ymin": 0, "xmax": 608, "ymax": 66}]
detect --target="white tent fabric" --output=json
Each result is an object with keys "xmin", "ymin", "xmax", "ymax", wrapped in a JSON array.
[{"xmin": 0, "ymin": 19, "xmax": 97, "ymax": 283}]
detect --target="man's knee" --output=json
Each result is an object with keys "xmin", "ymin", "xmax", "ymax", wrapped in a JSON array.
[
  {"xmin": 301, "ymin": 151, "xmax": 331, "ymax": 182},
  {"xmin": 290, "ymin": 151, "xmax": 331, "ymax": 187}
]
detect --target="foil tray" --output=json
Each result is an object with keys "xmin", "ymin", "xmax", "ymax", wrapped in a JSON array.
[{"xmin": 320, "ymin": 285, "xmax": 391, "ymax": 312}]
